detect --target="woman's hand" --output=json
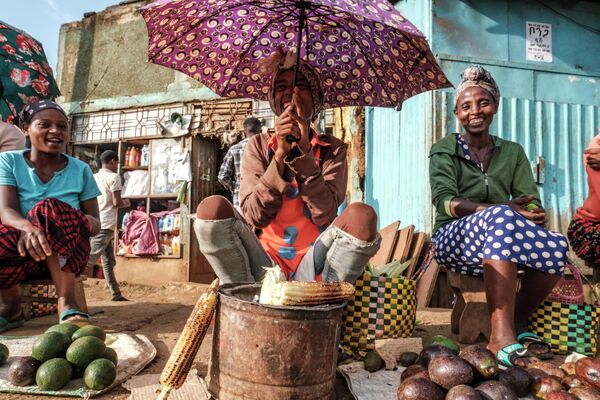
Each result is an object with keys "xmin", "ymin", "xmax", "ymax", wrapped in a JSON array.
[
  {"xmin": 85, "ymin": 214, "xmax": 101, "ymax": 236},
  {"xmin": 291, "ymin": 87, "xmax": 311, "ymax": 154},
  {"xmin": 585, "ymin": 148, "xmax": 600, "ymax": 170},
  {"xmin": 18, "ymin": 225, "xmax": 52, "ymax": 261},
  {"xmin": 274, "ymin": 105, "xmax": 299, "ymax": 162},
  {"xmin": 507, "ymin": 195, "xmax": 547, "ymax": 226}
]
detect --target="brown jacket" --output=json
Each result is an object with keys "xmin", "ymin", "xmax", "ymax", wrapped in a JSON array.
[{"xmin": 240, "ymin": 132, "xmax": 347, "ymax": 230}]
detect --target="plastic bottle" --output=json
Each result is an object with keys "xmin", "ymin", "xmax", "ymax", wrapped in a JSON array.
[
  {"xmin": 135, "ymin": 146, "xmax": 141, "ymax": 166},
  {"xmin": 131, "ymin": 147, "xmax": 139, "ymax": 167},
  {"xmin": 172, "ymin": 236, "xmax": 180, "ymax": 255},
  {"xmin": 141, "ymin": 145, "xmax": 149, "ymax": 166},
  {"xmin": 125, "ymin": 147, "xmax": 131, "ymax": 167}
]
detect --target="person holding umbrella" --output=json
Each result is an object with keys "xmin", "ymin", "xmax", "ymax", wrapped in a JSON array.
[
  {"xmin": 0, "ymin": 100, "xmax": 101, "ymax": 331},
  {"xmin": 194, "ymin": 50, "xmax": 381, "ymax": 284}
]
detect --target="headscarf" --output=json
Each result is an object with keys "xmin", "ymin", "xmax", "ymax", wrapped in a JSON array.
[
  {"xmin": 18, "ymin": 99, "xmax": 67, "ymax": 128},
  {"xmin": 454, "ymin": 65, "xmax": 500, "ymax": 109},
  {"xmin": 258, "ymin": 49, "xmax": 324, "ymax": 119}
]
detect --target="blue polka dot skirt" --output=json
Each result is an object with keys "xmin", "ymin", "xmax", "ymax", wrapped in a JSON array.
[{"xmin": 432, "ymin": 205, "xmax": 568, "ymax": 277}]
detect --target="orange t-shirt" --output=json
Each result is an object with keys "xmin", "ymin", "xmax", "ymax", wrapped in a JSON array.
[
  {"xmin": 259, "ymin": 134, "xmax": 329, "ymax": 280},
  {"xmin": 575, "ymin": 135, "xmax": 600, "ymax": 222}
]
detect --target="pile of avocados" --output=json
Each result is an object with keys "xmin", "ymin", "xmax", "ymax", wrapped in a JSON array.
[
  {"xmin": 4, "ymin": 323, "xmax": 117, "ymax": 392},
  {"xmin": 363, "ymin": 335, "xmax": 600, "ymax": 399}
]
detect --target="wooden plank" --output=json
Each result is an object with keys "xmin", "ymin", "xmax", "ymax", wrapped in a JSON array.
[
  {"xmin": 390, "ymin": 225, "xmax": 414, "ymax": 264},
  {"xmin": 369, "ymin": 220, "xmax": 400, "ymax": 266},
  {"xmin": 416, "ymin": 259, "xmax": 441, "ymax": 310},
  {"xmin": 405, "ymin": 232, "xmax": 426, "ymax": 278}
]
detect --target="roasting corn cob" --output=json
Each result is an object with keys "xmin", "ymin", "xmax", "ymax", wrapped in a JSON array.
[
  {"xmin": 259, "ymin": 266, "xmax": 355, "ymax": 306},
  {"xmin": 156, "ymin": 279, "xmax": 219, "ymax": 400}
]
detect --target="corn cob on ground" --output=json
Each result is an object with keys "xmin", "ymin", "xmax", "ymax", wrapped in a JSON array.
[
  {"xmin": 259, "ymin": 266, "xmax": 355, "ymax": 306},
  {"xmin": 156, "ymin": 278, "xmax": 219, "ymax": 400}
]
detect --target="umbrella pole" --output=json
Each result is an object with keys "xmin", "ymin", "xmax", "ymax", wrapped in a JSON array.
[
  {"xmin": 293, "ymin": 1, "xmax": 307, "ymax": 88},
  {"xmin": 285, "ymin": 1, "xmax": 307, "ymax": 144}
]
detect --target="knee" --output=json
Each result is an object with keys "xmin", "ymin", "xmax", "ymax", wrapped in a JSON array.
[
  {"xmin": 196, "ymin": 196, "xmax": 235, "ymax": 220},
  {"xmin": 335, "ymin": 202, "xmax": 378, "ymax": 241}
]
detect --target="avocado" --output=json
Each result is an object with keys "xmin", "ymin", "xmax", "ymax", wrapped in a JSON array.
[
  {"xmin": 576, "ymin": 357, "xmax": 600, "ymax": 390},
  {"xmin": 475, "ymin": 380, "xmax": 518, "ymax": 400},
  {"xmin": 459, "ymin": 345, "xmax": 498, "ymax": 381},
  {"xmin": 46, "ymin": 323, "xmax": 79, "ymax": 340},
  {"xmin": 8, "ymin": 356, "xmax": 40, "ymax": 386},
  {"xmin": 524, "ymin": 202, "xmax": 539, "ymax": 212},
  {"xmin": 528, "ymin": 361, "xmax": 565, "ymax": 379},
  {"xmin": 531, "ymin": 375, "xmax": 564, "ymax": 399},
  {"xmin": 569, "ymin": 385, "xmax": 600, "ymax": 399},
  {"xmin": 562, "ymin": 374, "xmax": 587, "ymax": 389},
  {"xmin": 84, "ymin": 358, "xmax": 116, "ymax": 390},
  {"xmin": 363, "ymin": 351, "xmax": 384, "ymax": 372},
  {"xmin": 546, "ymin": 391, "xmax": 577, "ymax": 400},
  {"xmin": 446, "ymin": 384, "xmax": 483, "ymax": 400},
  {"xmin": 31, "ymin": 332, "xmax": 71, "ymax": 362},
  {"xmin": 36, "ymin": 358, "xmax": 72, "ymax": 391},
  {"xmin": 400, "ymin": 364, "xmax": 429, "ymax": 382},
  {"xmin": 428, "ymin": 335, "xmax": 460, "ymax": 354},
  {"xmin": 397, "ymin": 376, "xmax": 444, "ymax": 400},
  {"xmin": 427, "ymin": 355, "xmax": 473, "ymax": 390},
  {"xmin": 102, "ymin": 347, "xmax": 118, "ymax": 366},
  {"xmin": 0, "ymin": 342, "xmax": 8, "ymax": 365},
  {"xmin": 72, "ymin": 325, "xmax": 106, "ymax": 342},
  {"xmin": 417, "ymin": 344, "xmax": 455, "ymax": 367},
  {"xmin": 398, "ymin": 351, "xmax": 419, "ymax": 367},
  {"xmin": 66, "ymin": 336, "xmax": 106, "ymax": 368},
  {"xmin": 504, "ymin": 366, "xmax": 531, "ymax": 397}
]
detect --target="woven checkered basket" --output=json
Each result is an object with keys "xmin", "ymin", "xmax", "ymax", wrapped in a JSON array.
[
  {"xmin": 528, "ymin": 264, "xmax": 599, "ymax": 356},
  {"xmin": 341, "ymin": 273, "xmax": 417, "ymax": 352}
]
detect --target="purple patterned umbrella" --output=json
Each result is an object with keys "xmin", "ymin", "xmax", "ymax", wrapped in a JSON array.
[{"xmin": 141, "ymin": 0, "xmax": 451, "ymax": 109}]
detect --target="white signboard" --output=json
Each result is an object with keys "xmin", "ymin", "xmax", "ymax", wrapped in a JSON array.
[{"xmin": 526, "ymin": 21, "xmax": 552, "ymax": 62}]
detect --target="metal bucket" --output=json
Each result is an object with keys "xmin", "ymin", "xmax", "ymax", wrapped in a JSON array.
[{"xmin": 207, "ymin": 283, "xmax": 345, "ymax": 400}]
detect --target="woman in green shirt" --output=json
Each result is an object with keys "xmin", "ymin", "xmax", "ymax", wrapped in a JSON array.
[{"xmin": 429, "ymin": 66, "xmax": 568, "ymax": 367}]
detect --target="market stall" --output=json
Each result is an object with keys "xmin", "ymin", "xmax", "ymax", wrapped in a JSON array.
[{"xmin": 69, "ymin": 100, "xmax": 253, "ymax": 285}]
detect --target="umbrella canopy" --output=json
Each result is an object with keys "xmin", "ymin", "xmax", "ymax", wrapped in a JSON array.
[
  {"xmin": 0, "ymin": 21, "xmax": 60, "ymax": 123},
  {"xmin": 141, "ymin": 0, "xmax": 451, "ymax": 110}
]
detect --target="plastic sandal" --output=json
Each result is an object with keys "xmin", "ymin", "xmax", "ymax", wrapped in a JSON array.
[
  {"xmin": 0, "ymin": 315, "xmax": 25, "ymax": 333},
  {"xmin": 517, "ymin": 332, "xmax": 553, "ymax": 359},
  {"xmin": 496, "ymin": 343, "xmax": 532, "ymax": 367},
  {"xmin": 59, "ymin": 309, "xmax": 90, "ymax": 323}
]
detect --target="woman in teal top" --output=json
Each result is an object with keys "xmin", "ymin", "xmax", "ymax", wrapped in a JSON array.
[
  {"xmin": 429, "ymin": 66, "xmax": 568, "ymax": 367},
  {"xmin": 0, "ymin": 100, "xmax": 101, "ymax": 332}
]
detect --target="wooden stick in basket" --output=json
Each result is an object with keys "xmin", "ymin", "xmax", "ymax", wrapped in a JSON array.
[{"xmin": 156, "ymin": 278, "xmax": 220, "ymax": 400}]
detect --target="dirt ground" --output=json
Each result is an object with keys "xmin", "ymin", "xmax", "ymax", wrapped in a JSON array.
[{"xmin": 3, "ymin": 278, "xmax": 457, "ymax": 400}]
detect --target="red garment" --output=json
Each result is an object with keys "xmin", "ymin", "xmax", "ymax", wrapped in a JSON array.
[
  {"xmin": 0, "ymin": 198, "xmax": 91, "ymax": 289},
  {"xmin": 259, "ymin": 134, "xmax": 328, "ymax": 279},
  {"xmin": 122, "ymin": 210, "xmax": 160, "ymax": 255},
  {"xmin": 575, "ymin": 135, "xmax": 600, "ymax": 223},
  {"xmin": 122, "ymin": 209, "xmax": 181, "ymax": 255}
]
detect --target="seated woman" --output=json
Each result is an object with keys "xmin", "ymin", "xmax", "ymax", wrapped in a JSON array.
[
  {"xmin": 568, "ymin": 134, "xmax": 600, "ymax": 280},
  {"xmin": 429, "ymin": 66, "xmax": 569, "ymax": 367},
  {"xmin": 194, "ymin": 50, "xmax": 380, "ymax": 284},
  {"xmin": 0, "ymin": 100, "xmax": 101, "ymax": 331}
]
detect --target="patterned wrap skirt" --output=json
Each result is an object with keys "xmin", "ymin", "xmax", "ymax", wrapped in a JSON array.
[
  {"xmin": 0, "ymin": 198, "xmax": 91, "ymax": 289},
  {"xmin": 568, "ymin": 217, "xmax": 600, "ymax": 265},
  {"xmin": 433, "ymin": 205, "xmax": 568, "ymax": 277}
]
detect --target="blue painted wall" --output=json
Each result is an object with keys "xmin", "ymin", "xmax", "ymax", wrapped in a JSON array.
[{"xmin": 365, "ymin": 0, "xmax": 600, "ymax": 234}]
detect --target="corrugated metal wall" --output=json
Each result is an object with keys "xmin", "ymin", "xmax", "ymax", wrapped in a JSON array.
[{"xmin": 365, "ymin": 0, "xmax": 600, "ymax": 235}]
